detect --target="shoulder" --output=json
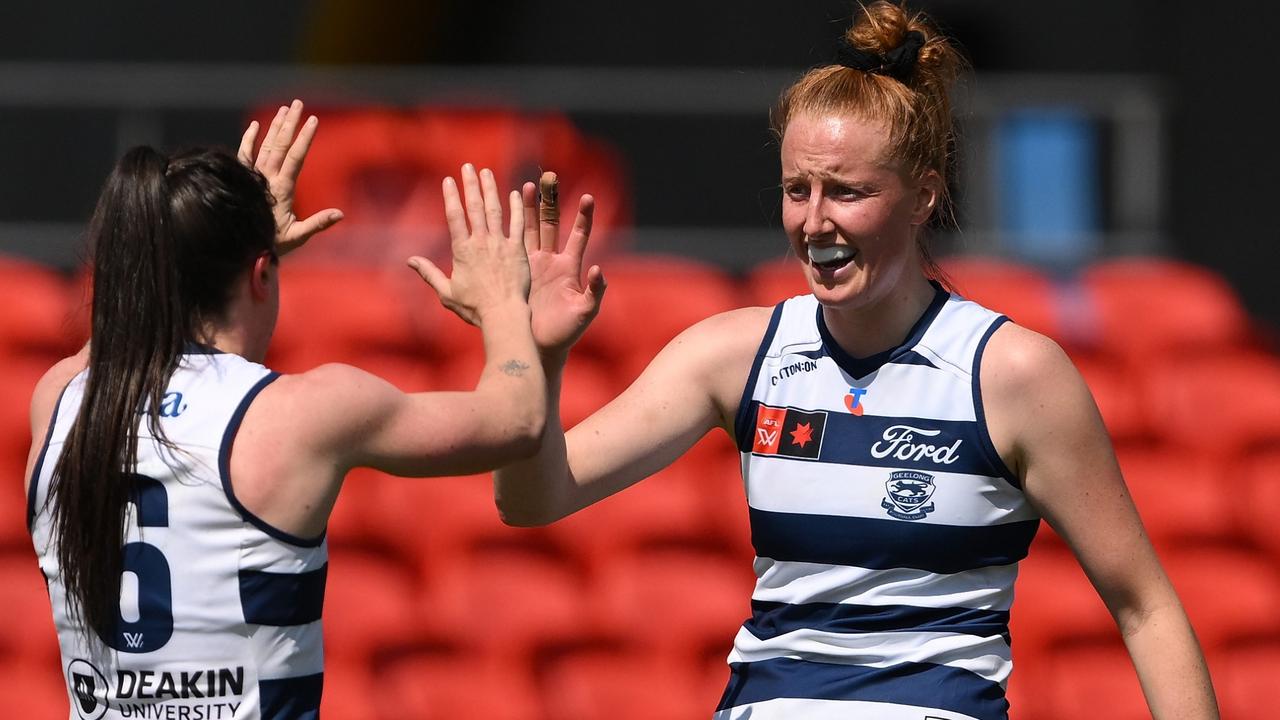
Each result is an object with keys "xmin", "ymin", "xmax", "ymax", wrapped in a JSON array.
[
  {"xmin": 29, "ymin": 347, "xmax": 89, "ymax": 438},
  {"xmin": 979, "ymin": 322, "xmax": 1101, "ymax": 476},
  {"xmin": 669, "ymin": 305, "xmax": 777, "ymax": 356},
  {"xmin": 254, "ymin": 362, "xmax": 403, "ymax": 426},
  {"xmin": 648, "ymin": 305, "xmax": 776, "ymax": 384},
  {"xmin": 980, "ymin": 321, "xmax": 1079, "ymax": 392}
]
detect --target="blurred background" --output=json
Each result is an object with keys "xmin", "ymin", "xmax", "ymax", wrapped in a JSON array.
[{"xmin": 1, "ymin": 1, "xmax": 1278, "ymax": 718}]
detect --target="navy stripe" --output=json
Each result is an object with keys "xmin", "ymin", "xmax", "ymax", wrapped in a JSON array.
[
  {"xmin": 26, "ymin": 381, "xmax": 71, "ymax": 533},
  {"xmin": 717, "ymin": 656, "xmax": 1008, "ymax": 719},
  {"xmin": 239, "ymin": 564, "xmax": 327, "ymax": 626},
  {"xmin": 888, "ymin": 349, "xmax": 939, "ymax": 369},
  {"xmin": 259, "ymin": 672, "xmax": 323, "ymax": 720},
  {"xmin": 746, "ymin": 599, "xmax": 1010, "ymax": 642},
  {"xmin": 972, "ymin": 316, "xmax": 1020, "ymax": 488},
  {"xmin": 219, "ymin": 372, "xmax": 325, "ymax": 547},
  {"xmin": 750, "ymin": 507, "xmax": 1038, "ymax": 574},
  {"xmin": 745, "ymin": 401, "xmax": 1009, "ymax": 478},
  {"xmin": 817, "ymin": 282, "xmax": 949, "ymax": 379},
  {"xmin": 735, "ymin": 302, "xmax": 786, "ymax": 451}
]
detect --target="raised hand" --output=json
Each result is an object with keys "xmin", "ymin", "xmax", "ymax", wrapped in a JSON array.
[
  {"xmin": 521, "ymin": 176, "xmax": 606, "ymax": 362},
  {"xmin": 238, "ymin": 99, "xmax": 344, "ymax": 257},
  {"xmin": 408, "ymin": 164, "xmax": 529, "ymax": 326}
]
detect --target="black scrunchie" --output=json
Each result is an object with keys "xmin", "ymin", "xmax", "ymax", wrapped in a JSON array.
[{"xmin": 835, "ymin": 30, "xmax": 926, "ymax": 82}]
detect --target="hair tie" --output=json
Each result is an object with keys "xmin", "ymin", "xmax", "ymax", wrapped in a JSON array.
[{"xmin": 835, "ymin": 30, "xmax": 925, "ymax": 82}]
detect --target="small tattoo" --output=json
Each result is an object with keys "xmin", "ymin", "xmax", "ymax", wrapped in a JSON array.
[{"xmin": 500, "ymin": 359, "xmax": 530, "ymax": 376}]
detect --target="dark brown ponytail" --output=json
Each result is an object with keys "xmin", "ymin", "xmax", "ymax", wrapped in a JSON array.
[{"xmin": 50, "ymin": 147, "xmax": 275, "ymax": 639}]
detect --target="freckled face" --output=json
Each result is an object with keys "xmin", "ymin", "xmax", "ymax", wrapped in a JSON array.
[{"xmin": 780, "ymin": 112, "xmax": 935, "ymax": 310}]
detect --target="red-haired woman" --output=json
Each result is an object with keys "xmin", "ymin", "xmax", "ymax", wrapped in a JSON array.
[{"xmin": 495, "ymin": 4, "xmax": 1218, "ymax": 718}]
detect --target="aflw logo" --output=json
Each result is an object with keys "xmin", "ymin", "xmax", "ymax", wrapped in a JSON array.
[
  {"xmin": 870, "ymin": 425, "xmax": 962, "ymax": 464},
  {"xmin": 123, "ymin": 632, "xmax": 145, "ymax": 649}
]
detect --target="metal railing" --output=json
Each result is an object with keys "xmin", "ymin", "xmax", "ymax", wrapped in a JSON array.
[{"xmin": 0, "ymin": 62, "xmax": 1164, "ymax": 270}]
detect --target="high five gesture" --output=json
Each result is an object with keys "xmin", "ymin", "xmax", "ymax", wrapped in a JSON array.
[{"xmin": 238, "ymin": 99, "xmax": 345, "ymax": 256}]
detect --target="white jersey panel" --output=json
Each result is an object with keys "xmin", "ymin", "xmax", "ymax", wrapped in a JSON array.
[
  {"xmin": 721, "ymin": 286, "xmax": 1038, "ymax": 720},
  {"xmin": 29, "ymin": 351, "xmax": 327, "ymax": 720}
]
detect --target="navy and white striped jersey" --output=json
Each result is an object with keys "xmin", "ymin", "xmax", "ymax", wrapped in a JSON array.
[
  {"xmin": 29, "ymin": 349, "xmax": 327, "ymax": 720},
  {"xmin": 719, "ymin": 286, "xmax": 1039, "ymax": 720}
]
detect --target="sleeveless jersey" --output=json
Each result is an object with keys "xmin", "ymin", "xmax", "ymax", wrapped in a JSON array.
[
  {"xmin": 28, "ymin": 349, "xmax": 327, "ymax": 720},
  {"xmin": 718, "ymin": 286, "xmax": 1040, "ymax": 720}
]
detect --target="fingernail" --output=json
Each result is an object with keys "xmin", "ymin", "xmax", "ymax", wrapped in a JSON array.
[
  {"xmin": 307, "ymin": 116, "xmax": 318, "ymax": 126},
  {"xmin": 330, "ymin": 210, "xmax": 344, "ymax": 221}
]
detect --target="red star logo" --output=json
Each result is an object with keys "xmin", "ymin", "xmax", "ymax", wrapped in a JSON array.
[{"xmin": 789, "ymin": 422, "xmax": 814, "ymax": 447}]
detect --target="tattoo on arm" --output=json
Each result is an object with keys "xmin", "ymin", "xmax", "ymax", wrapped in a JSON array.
[{"xmin": 500, "ymin": 359, "xmax": 530, "ymax": 377}]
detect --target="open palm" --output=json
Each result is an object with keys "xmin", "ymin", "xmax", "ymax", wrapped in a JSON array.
[
  {"xmin": 238, "ymin": 99, "xmax": 344, "ymax": 257},
  {"xmin": 521, "ymin": 182, "xmax": 606, "ymax": 360}
]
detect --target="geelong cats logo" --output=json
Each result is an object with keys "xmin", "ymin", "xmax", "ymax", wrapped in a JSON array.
[
  {"xmin": 881, "ymin": 470, "xmax": 937, "ymax": 521},
  {"xmin": 67, "ymin": 659, "xmax": 108, "ymax": 719}
]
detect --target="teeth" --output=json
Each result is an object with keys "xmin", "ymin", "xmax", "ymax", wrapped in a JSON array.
[{"xmin": 807, "ymin": 244, "xmax": 855, "ymax": 265}]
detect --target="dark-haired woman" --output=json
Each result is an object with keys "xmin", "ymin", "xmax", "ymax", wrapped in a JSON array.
[
  {"xmin": 493, "ymin": 4, "xmax": 1218, "ymax": 718},
  {"xmin": 25, "ymin": 100, "xmax": 543, "ymax": 719}
]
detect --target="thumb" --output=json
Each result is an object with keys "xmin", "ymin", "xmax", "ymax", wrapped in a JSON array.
[
  {"xmin": 584, "ymin": 264, "xmax": 607, "ymax": 312},
  {"xmin": 291, "ymin": 208, "xmax": 345, "ymax": 242},
  {"xmin": 407, "ymin": 256, "xmax": 451, "ymax": 300}
]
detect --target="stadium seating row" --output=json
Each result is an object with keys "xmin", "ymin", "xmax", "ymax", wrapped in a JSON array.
[
  {"xmin": 3, "ymin": 251, "xmax": 1279, "ymax": 719},
  {"xmin": 0, "ymin": 253, "xmax": 1264, "ymax": 361}
]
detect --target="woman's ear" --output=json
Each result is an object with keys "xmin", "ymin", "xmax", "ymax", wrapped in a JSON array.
[
  {"xmin": 911, "ymin": 169, "xmax": 942, "ymax": 225},
  {"xmin": 248, "ymin": 253, "xmax": 276, "ymax": 302}
]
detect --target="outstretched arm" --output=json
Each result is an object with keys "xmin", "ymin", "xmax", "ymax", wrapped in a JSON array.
[
  {"xmin": 983, "ymin": 324, "xmax": 1219, "ymax": 719},
  {"xmin": 279, "ymin": 163, "xmax": 545, "ymax": 478}
]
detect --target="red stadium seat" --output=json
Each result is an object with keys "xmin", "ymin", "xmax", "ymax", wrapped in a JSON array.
[
  {"xmin": 1215, "ymin": 642, "xmax": 1280, "ymax": 720},
  {"xmin": 1162, "ymin": 548, "xmax": 1280, "ymax": 652},
  {"xmin": 369, "ymin": 474, "xmax": 556, "ymax": 572},
  {"xmin": 1039, "ymin": 641, "xmax": 1148, "ymax": 720},
  {"xmin": 592, "ymin": 549, "xmax": 753, "ymax": 664},
  {"xmin": 580, "ymin": 255, "xmax": 742, "ymax": 383},
  {"xmin": 1078, "ymin": 258, "xmax": 1250, "ymax": 360},
  {"xmin": 557, "ymin": 353, "xmax": 624, "ymax": 429},
  {"xmin": 325, "ymin": 467, "xmax": 399, "ymax": 554},
  {"xmin": 547, "ymin": 460, "xmax": 716, "ymax": 574},
  {"xmin": 420, "ymin": 547, "xmax": 590, "ymax": 661},
  {"xmin": 0, "ymin": 553, "xmax": 60, "ymax": 666},
  {"xmin": 251, "ymin": 107, "xmax": 632, "ymax": 270},
  {"xmin": 269, "ymin": 264, "xmax": 425, "ymax": 369},
  {"xmin": 539, "ymin": 646, "xmax": 712, "ymax": 720},
  {"xmin": 0, "ymin": 357, "xmax": 57, "ymax": 550},
  {"xmin": 1070, "ymin": 352, "xmax": 1147, "ymax": 443},
  {"xmin": 374, "ymin": 650, "xmax": 540, "ymax": 720},
  {"xmin": 1010, "ymin": 549, "xmax": 1114, "ymax": 655},
  {"xmin": 319, "ymin": 658, "xmax": 379, "ymax": 720},
  {"xmin": 324, "ymin": 549, "xmax": 422, "ymax": 664},
  {"xmin": 1116, "ymin": 445, "xmax": 1235, "ymax": 546},
  {"xmin": 0, "ymin": 659, "xmax": 70, "ymax": 719},
  {"xmin": 0, "ymin": 256, "xmax": 80, "ymax": 359},
  {"xmin": 940, "ymin": 256, "xmax": 1065, "ymax": 342},
  {"xmin": 1242, "ymin": 450, "xmax": 1280, "ymax": 560},
  {"xmin": 1141, "ymin": 352, "xmax": 1280, "ymax": 456},
  {"xmin": 745, "ymin": 257, "xmax": 808, "ymax": 307}
]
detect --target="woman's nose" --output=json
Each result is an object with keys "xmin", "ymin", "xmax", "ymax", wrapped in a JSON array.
[{"xmin": 803, "ymin": 193, "xmax": 831, "ymax": 238}]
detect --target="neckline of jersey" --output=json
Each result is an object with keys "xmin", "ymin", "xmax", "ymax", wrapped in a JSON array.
[
  {"xmin": 815, "ymin": 280, "xmax": 949, "ymax": 380},
  {"xmin": 184, "ymin": 342, "xmax": 226, "ymax": 355}
]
